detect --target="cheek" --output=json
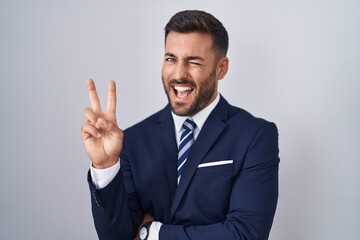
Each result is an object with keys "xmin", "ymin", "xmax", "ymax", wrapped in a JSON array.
[
  {"xmin": 191, "ymin": 71, "xmax": 207, "ymax": 86},
  {"xmin": 162, "ymin": 64, "xmax": 173, "ymax": 79}
]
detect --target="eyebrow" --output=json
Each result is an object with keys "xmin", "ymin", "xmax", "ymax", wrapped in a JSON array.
[
  {"xmin": 164, "ymin": 53, "xmax": 176, "ymax": 58},
  {"xmin": 164, "ymin": 52, "xmax": 205, "ymax": 62}
]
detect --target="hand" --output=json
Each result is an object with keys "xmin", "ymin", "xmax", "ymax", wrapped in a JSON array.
[{"xmin": 81, "ymin": 79, "xmax": 123, "ymax": 169}]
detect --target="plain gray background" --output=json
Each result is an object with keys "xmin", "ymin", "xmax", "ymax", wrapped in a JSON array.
[{"xmin": 0, "ymin": 0, "xmax": 359, "ymax": 239}]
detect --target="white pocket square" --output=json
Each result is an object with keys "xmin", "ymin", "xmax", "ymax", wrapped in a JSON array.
[{"xmin": 198, "ymin": 160, "xmax": 233, "ymax": 168}]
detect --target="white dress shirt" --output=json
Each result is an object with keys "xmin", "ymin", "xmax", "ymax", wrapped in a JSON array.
[{"xmin": 90, "ymin": 93, "xmax": 220, "ymax": 240}]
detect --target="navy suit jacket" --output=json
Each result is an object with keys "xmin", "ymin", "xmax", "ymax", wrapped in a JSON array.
[{"xmin": 88, "ymin": 96, "xmax": 279, "ymax": 240}]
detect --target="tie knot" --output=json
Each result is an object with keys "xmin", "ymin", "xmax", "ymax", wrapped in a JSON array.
[{"xmin": 182, "ymin": 118, "xmax": 196, "ymax": 132}]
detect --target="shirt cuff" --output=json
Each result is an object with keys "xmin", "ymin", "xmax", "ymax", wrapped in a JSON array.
[
  {"xmin": 148, "ymin": 221, "xmax": 163, "ymax": 240},
  {"xmin": 90, "ymin": 160, "xmax": 120, "ymax": 189}
]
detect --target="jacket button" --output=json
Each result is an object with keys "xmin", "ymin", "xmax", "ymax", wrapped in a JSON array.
[{"xmin": 92, "ymin": 191, "xmax": 102, "ymax": 207}]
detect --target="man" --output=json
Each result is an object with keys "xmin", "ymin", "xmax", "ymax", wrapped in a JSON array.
[{"xmin": 82, "ymin": 10, "xmax": 279, "ymax": 240}]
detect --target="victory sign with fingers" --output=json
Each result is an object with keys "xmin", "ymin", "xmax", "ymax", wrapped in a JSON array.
[{"xmin": 81, "ymin": 79, "xmax": 123, "ymax": 169}]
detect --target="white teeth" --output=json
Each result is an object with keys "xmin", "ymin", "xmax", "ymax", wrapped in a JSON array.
[{"xmin": 174, "ymin": 86, "xmax": 192, "ymax": 92}]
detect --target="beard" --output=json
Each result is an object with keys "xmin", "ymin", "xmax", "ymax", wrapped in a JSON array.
[{"xmin": 162, "ymin": 69, "xmax": 217, "ymax": 116}]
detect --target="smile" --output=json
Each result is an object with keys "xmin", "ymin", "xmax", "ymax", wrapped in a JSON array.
[{"xmin": 173, "ymin": 85, "xmax": 194, "ymax": 99}]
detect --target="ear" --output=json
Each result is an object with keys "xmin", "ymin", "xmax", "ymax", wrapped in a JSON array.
[{"xmin": 216, "ymin": 57, "xmax": 229, "ymax": 80}]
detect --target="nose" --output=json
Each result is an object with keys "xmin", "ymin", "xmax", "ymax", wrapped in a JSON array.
[{"xmin": 173, "ymin": 62, "xmax": 189, "ymax": 80}]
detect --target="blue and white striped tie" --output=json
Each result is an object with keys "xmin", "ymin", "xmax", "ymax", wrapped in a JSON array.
[{"xmin": 177, "ymin": 118, "xmax": 197, "ymax": 185}]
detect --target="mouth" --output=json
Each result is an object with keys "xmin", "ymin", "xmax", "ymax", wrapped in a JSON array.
[{"xmin": 173, "ymin": 85, "xmax": 194, "ymax": 100}]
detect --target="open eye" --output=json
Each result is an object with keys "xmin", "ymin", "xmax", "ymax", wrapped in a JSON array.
[{"xmin": 165, "ymin": 57, "xmax": 176, "ymax": 62}]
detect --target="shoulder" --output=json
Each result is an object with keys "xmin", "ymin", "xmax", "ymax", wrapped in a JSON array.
[
  {"xmin": 223, "ymin": 99, "xmax": 278, "ymax": 137},
  {"xmin": 217, "ymin": 96, "xmax": 276, "ymax": 128},
  {"xmin": 220, "ymin": 102, "xmax": 279, "ymax": 158},
  {"xmin": 231, "ymin": 105, "xmax": 273, "ymax": 126}
]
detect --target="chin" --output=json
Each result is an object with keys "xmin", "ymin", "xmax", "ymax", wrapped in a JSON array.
[
  {"xmin": 170, "ymin": 102, "xmax": 190, "ymax": 116},
  {"xmin": 171, "ymin": 100, "xmax": 202, "ymax": 117}
]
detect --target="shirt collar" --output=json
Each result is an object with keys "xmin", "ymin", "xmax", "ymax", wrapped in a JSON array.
[{"xmin": 172, "ymin": 93, "xmax": 220, "ymax": 133}]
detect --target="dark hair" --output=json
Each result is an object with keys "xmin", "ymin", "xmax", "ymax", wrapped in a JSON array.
[{"xmin": 164, "ymin": 10, "xmax": 229, "ymax": 57}]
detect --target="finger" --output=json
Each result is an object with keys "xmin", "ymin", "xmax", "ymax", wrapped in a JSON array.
[
  {"xmin": 83, "ymin": 107, "xmax": 98, "ymax": 125},
  {"xmin": 81, "ymin": 122, "xmax": 102, "ymax": 139},
  {"xmin": 86, "ymin": 79, "xmax": 102, "ymax": 112},
  {"xmin": 95, "ymin": 117, "xmax": 119, "ymax": 133},
  {"xmin": 106, "ymin": 80, "xmax": 117, "ymax": 113}
]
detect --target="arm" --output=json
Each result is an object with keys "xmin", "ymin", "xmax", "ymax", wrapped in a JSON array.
[
  {"xmin": 88, "ymin": 167, "xmax": 141, "ymax": 239},
  {"xmin": 159, "ymin": 122, "xmax": 279, "ymax": 240},
  {"xmin": 82, "ymin": 79, "xmax": 143, "ymax": 239}
]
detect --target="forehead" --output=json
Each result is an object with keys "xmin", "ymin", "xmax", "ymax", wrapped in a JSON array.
[{"xmin": 165, "ymin": 31, "xmax": 215, "ymax": 58}]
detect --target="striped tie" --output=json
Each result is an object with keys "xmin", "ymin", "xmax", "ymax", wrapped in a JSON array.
[{"xmin": 177, "ymin": 118, "xmax": 197, "ymax": 185}]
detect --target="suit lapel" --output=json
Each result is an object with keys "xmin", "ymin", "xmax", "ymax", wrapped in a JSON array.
[
  {"xmin": 156, "ymin": 106, "xmax": 178, "ymax": 208},
  {"xmin": 169, "ymin": 96, "xmax": 230, "ymax": 221}
]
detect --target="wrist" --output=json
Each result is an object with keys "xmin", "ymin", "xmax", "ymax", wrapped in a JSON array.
[
  {"xmin": 138, "ymin": 221, "xmax": 153, "ymax": 240},
  {"xmin": 92, "ymin": 158, "xmax": 119, "ymax": 169},
  {"xmin": 90, "ymin": 160, "xmax": 120, "ymax": 189}
]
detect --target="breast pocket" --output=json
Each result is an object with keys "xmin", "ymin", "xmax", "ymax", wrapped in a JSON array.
[
  {"xmin": 187, "ymin": 160, "xmax": 235, "ymax": 222},
  {"xmin": 196, "ymin": 160, "xmax": 234, "ymax": 175}
]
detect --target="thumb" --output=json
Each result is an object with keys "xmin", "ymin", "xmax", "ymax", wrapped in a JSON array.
[{"xmin": 95, "ymin": 117, "xmax": 118, "ymax": 131}]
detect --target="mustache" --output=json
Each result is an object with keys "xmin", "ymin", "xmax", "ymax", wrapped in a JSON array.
[{"xmin": 168, "ymin": 79, "xmax": 196, "ymax": 86}]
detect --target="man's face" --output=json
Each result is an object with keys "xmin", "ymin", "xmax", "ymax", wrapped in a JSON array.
[{"xmin": 162, "ymin": 31, "xmax": 220, "ymax": 116}]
